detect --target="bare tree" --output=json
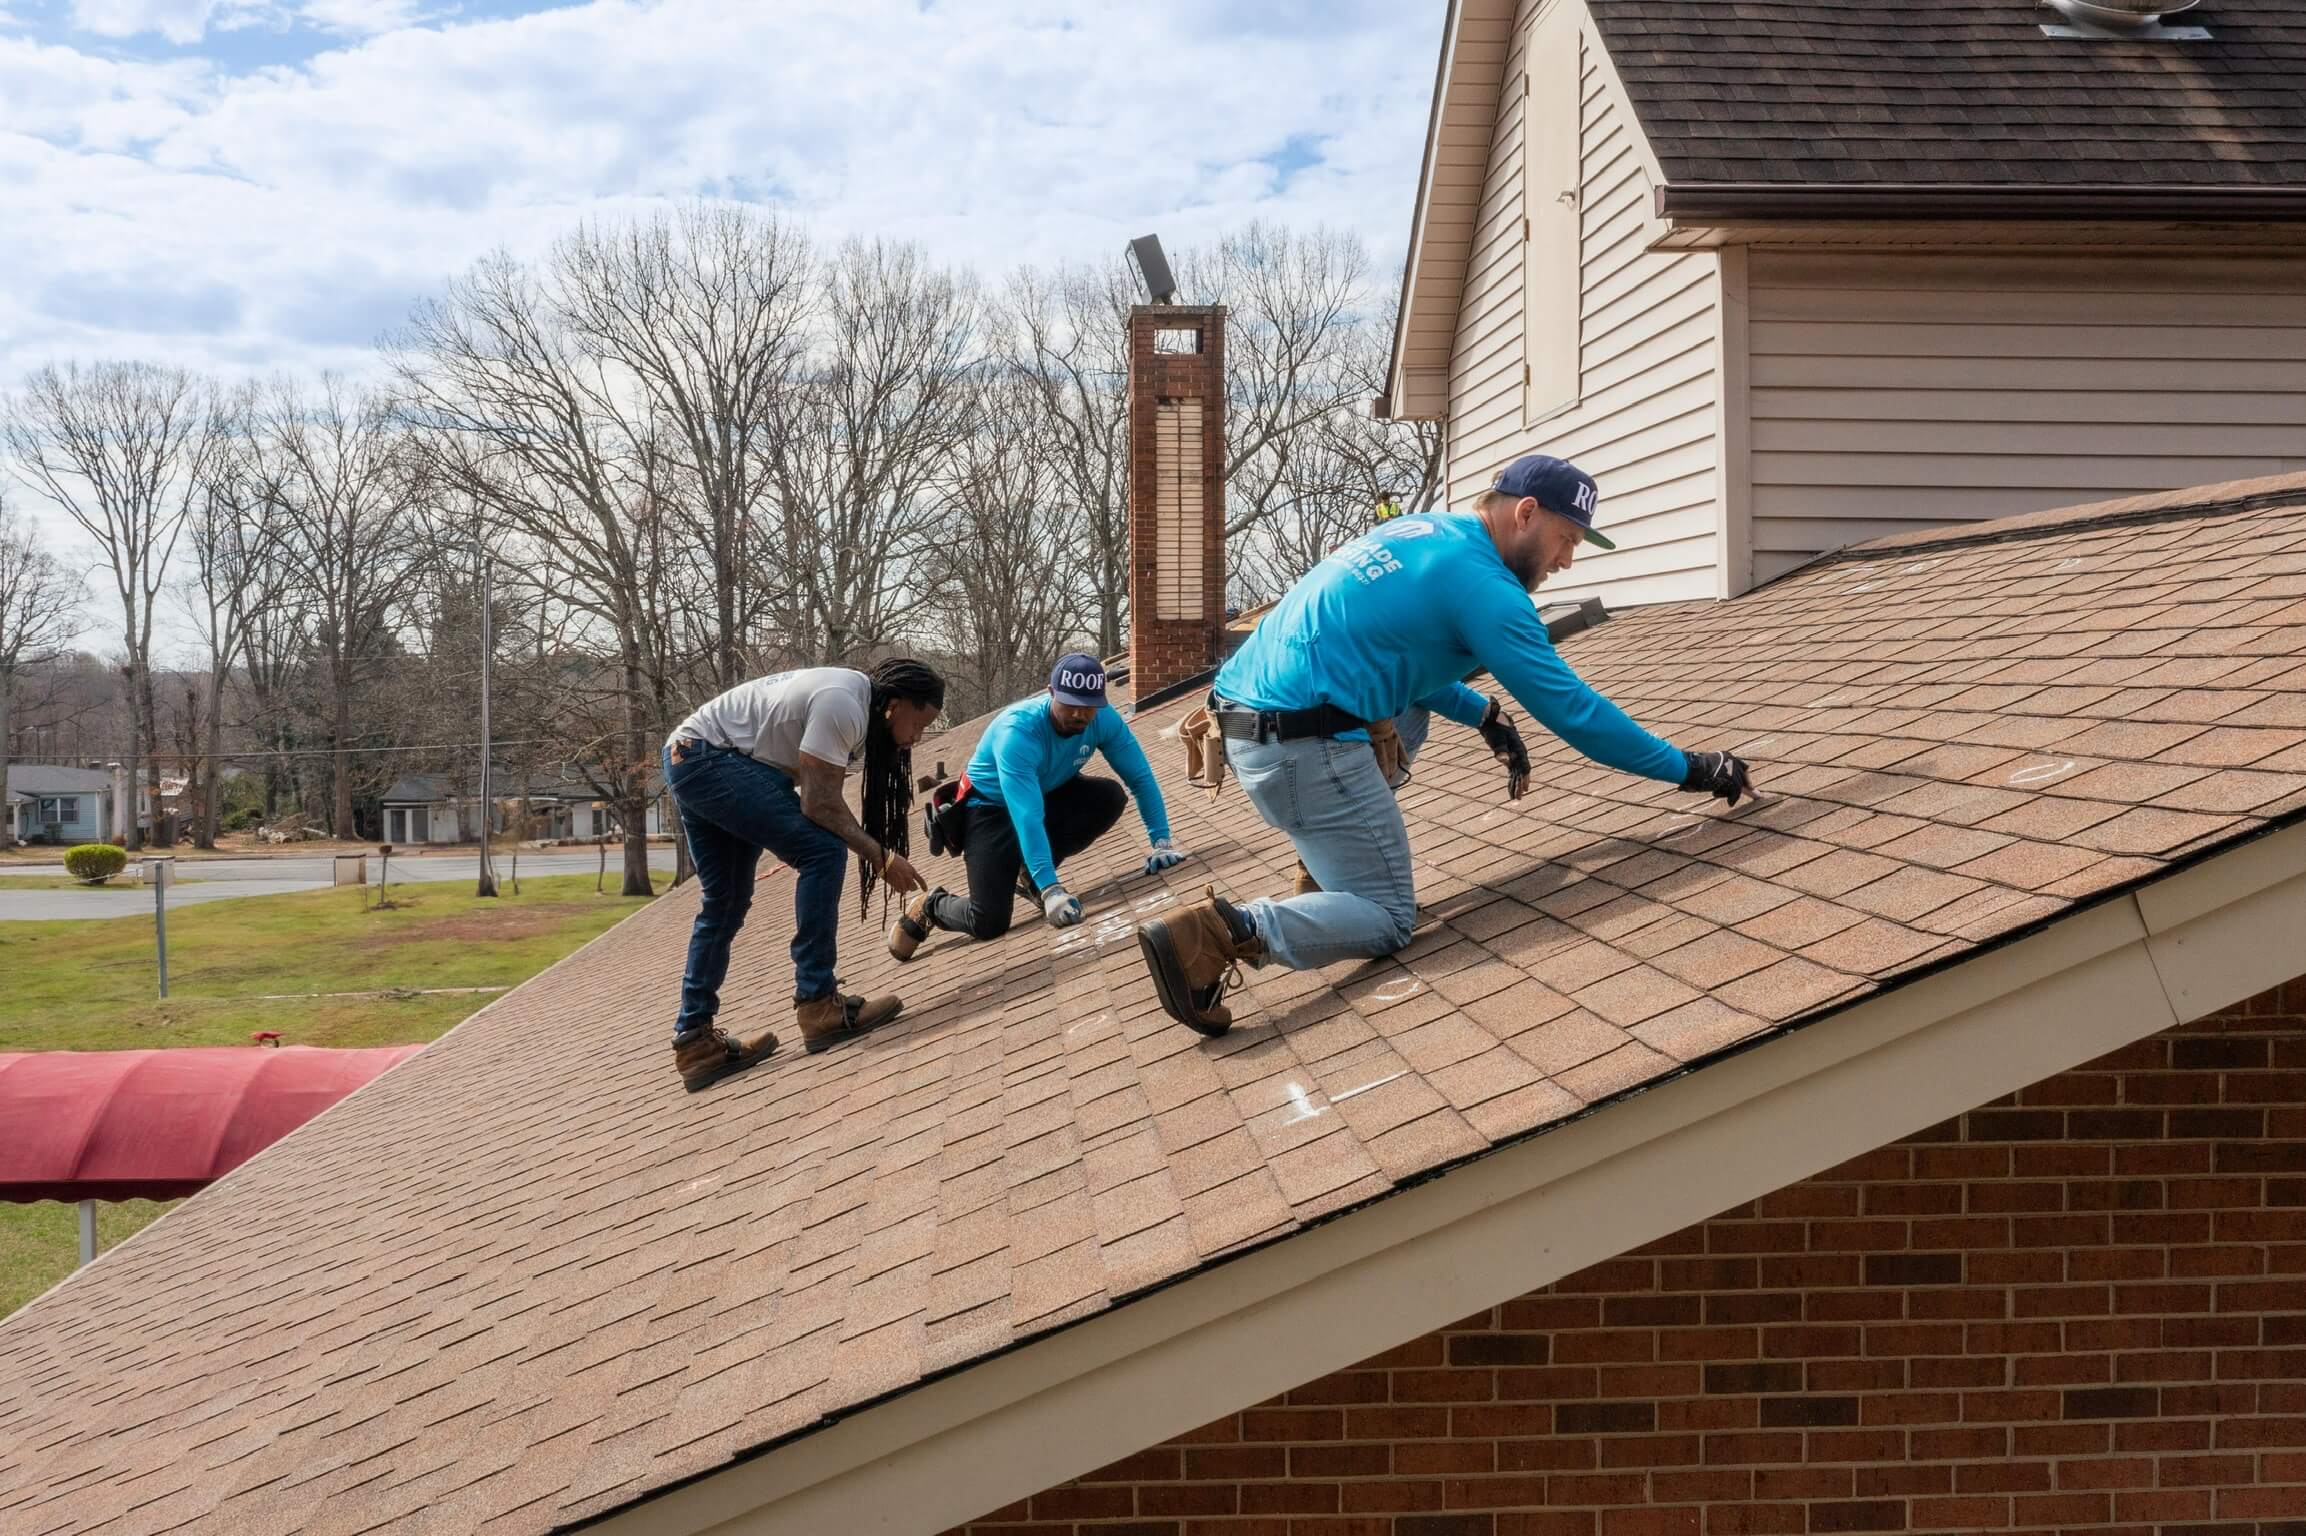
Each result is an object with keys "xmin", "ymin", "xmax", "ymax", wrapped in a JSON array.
[
  {"xmin": 3, "ymin": 362, "xmax": 224, "ymax": 849},
  {"xmin": 1176, "ymin": 223, "xmax": 1371, "ymax": 543},
  {"xmin": 1001, "ymin": 257, "xmax": 1136, "ymax": 656},
  {"xmin": 181, "ymin": 389, "xmax": 288, "ymax": 847},
  {"xmin": 760, "ymin": 239, "xmax": 981, "ymax": 664},
  {"xmin": 926, "ymin": 369, "xmax": 1092, "ymax": 716},
  {"xmin": 0, "ymin": 494, "xmax": 87, "ymax": 848},
  {"xmin": 255, "ymin": 376, "xmax": 430, "ymax": 839},
  {"xmin": 555, "ymin": 203, "xmax": 815, "ymax": 690},
  {"xmin": 392, "ymin": 251, "xmax": 682, "ymax": 896}
]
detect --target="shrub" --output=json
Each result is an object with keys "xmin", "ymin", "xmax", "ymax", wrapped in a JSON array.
[{"xmin": 64, "ymin": 843, "xmax": 129, "ymax": 884}]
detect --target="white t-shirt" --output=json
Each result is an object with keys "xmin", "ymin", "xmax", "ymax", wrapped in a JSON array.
[{"xmin": 670, "ymin": 668, "xmax": 872, "ymax": 773}]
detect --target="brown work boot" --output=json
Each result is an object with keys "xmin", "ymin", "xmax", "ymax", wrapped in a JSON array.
[
  {"xmin": 1290, "ymin": 860, "xmax": 1321, "ymax": 897},
  {"xmin": 888, "ymin": 888, "xmax": 942, "ymax": 962},
  {"xmin": 795, "ymin": 990, "xmax": 901, "ymax": 1054},
  {"xmin": 673, "ymin": 1024, "xmax": 778, "ymax": 1093},
  {"xmin": 1136, "ymin": 886, "xmax": 1265, "ymax": 1038}
]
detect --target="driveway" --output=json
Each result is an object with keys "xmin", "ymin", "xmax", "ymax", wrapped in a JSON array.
[{"xmin": 0, "ymin": 849, "xmax": 678, "ymax": 922}]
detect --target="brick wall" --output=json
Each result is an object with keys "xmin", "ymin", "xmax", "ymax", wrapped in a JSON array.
[
  {"xmin": 1127, "ymin": 305, "xmax": 1227, "ymax": 703},
  {"xmin": 950, "ymin": 983, "xmax": 2306, "ymax": 1536}
]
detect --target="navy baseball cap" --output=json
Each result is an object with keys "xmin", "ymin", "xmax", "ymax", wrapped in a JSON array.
[
  {"xmin": 1492, "ymin": 454, "xmax": 1614, "ymax": 550},
  {"xmin": 1049, "ymin": 652, "xmax": 1108, "ymax": 707}
]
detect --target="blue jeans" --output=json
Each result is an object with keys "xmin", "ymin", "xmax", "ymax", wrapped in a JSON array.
[
  {"xmin": 1229, "ymin": 706, "xmax": 1432, "ymax": 970},
  {"xmin": 665, "ymin": 743, "xmax": 847, "ymax": 1038}
]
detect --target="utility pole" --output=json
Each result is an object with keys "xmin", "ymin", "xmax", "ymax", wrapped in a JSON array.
[{"xmin": 476, "ymin": 553, "xmax": 498, "ymax": 899}]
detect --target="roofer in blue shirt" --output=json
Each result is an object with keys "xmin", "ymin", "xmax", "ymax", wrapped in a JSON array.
[
  {"xmin": 888, "ymin": 652, "xmax": 1187, "ymax": 960},
  {"xmin": 1134, "ymin": 454, "xmax": 1756, "ymax": 1037}
]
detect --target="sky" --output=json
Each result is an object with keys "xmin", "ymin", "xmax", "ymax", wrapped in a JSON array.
[{"xmin": 1, "ymin": 0, "xmax": 1443, "ymax": 639}]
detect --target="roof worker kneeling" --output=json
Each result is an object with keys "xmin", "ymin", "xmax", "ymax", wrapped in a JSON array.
[
  {"xmin": 1136, "ymin": 455, "xmax": 1757, "ymax": 1037},
  {"xmin": 663, "ymin": 658, "xmax": 945, "ymax": 1091},
  {"xmin": 889, "ymin": 652, "xmax": 1185, "ymax": 962}
]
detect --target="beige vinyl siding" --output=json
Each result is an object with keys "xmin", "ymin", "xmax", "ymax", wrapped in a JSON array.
[
  {"xmin": 1747, "ymin": 252, "xmax": 2306, "ymax": 583},
  {"xmin": 1446, "ymin": 0, "xmax": 1722, "ymax": 611}
]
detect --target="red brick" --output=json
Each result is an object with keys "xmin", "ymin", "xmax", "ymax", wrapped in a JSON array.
[
  {"xmin": 1239, "ymin": 1480, "xmax": 1339, "ymax": 1515},
  {"xmin": 1288, "ymin": 1446, "xmax": 1390, "ymax": 1480},
  {"xmin": 2218, "ymin": 1485, "xmax": 2306, "ymax": 1518},
  {"xmin": 2052, "ymin": 1455, "xmax": 2153, "ymax": 1489},
  {"xmin": 1401, "ymin": 1441, "xmax": 1497, "ymax": 1476},
  {"xmin": 1337, "ymin": 1480, "xmax": 1446, "ymax": 1514},
  {"xmin": 1541, "ymin": 1472, "xmax": 1648, "ymax": 1506},
  {"xmin": 1186, "ymin": 1446, "xmax": 1286, "ymax": 1480},
  {"xmin": 1028, "ymin": 1485, "xmax": 1135, "ymax": 1520},
  {"xmin": 1243, "ymin": 1409, "xmax": 1344, "ymax": 1441},
  {"xmin": 1702, "ymin": 1505, "xmax": 1803, "ymax": 1535},
  {"xmin": 2012, "ymin": 1422, "xmax": 2110, "ymax": 1456},
  {"xmin": 2009, "ymin": 1490, "xmax": 2110, "ymax": 1523},
  {"xmin": 1597, "ymin": 1434, "xmax": 1701, "ymax": 1469},
  {"xmin": 2111, "ymin": 1488, "xmax": 2215, "ymax": 1522},
  {"xmin": 1806, "ymin": 1499, "xmax": 1905, "ymax": 1532},
  {"xmin": 1598, "ymin": 1510, "xmax": 1699, "ymax": 1536},
  {"xmin": 1139, "ymin": 1483, "xmax": 1239, "ymax": 1517},
  {"xmin": 1498, "ymin": 1516, "xmax": 1596, "ymax": 1536},
  {"xmin": 1955, "ymin": 1461, "xmax": 2052, "ymax": 1493},
  {"xmin": 1910, "ymin": 1496, "xmax": 2011, "ymax": 1529},
  {"xmin": 1495, "ymin": 1438, "xmax": 1596, "ymax": 1474},
  {"xmin": 2160, "ymin": 1453, "xmax": 2256, "ymax": 1485}
]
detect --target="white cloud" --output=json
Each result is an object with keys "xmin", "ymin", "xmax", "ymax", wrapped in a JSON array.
[
  {"xmin": 66, "ymin": 0, "xmax": 262, "ymax": 43},
  {"xmin": 5, "ymin": 0, "xmax": 1442, "ymax": 638}
]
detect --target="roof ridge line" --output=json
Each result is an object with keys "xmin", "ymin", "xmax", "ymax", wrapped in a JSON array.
[{"xmin": 1807, "ymin": 484, "xmax": 2306, "ymax": 574}]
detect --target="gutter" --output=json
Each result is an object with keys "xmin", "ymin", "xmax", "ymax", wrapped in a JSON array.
[
  {"xmin": 1654, "ymin": 182, "xmax": 2306, "ymax": 224},
  {"xmin": 1379, "ymin": 0, "xmax": 1466, "ymax": 422},
  {"xmin": 579, "ymin": 814, "xmax": 2306, "ymax": 1536}
]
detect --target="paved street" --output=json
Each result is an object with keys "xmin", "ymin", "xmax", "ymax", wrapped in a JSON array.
[{"xmin": 0, "ymin": 849, "xmax": 677, "ymax": 922}]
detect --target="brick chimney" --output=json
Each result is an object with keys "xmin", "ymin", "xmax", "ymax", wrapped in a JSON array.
[{"xmin": 1126, "ymin": 304, "xmax": 1226, "ymax": 706}]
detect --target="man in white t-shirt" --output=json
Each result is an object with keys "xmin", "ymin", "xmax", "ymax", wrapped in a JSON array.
[{"xmin": 662, "ymin": 658, "xmax": 945, "ymax": 1091}]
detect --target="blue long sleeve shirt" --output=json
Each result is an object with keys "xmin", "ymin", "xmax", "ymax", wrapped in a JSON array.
[
  {"xmin": 965, "ymin": 699, "xmax": 1174, "ymax": 891},
  {"xmin": 1213, "ymin": 512, "xmax": 1685, "ymax": 783}
]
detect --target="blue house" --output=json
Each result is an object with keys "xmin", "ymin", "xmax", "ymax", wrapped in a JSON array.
[{"xmin": 3, "ymin": 765, "xmax": 120, "ymax": 845}]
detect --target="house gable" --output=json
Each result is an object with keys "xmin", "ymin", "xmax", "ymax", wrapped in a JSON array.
[{"xmin": 1442, "ymin": 0, "xmax": 1724, "ymax": 611}]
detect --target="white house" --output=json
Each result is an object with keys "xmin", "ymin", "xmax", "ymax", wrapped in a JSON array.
[
  {"xmin": 378, "ymin": 770, "xmax": 667, "ymax": 847},
  {"xmin": 1382, "ymin": 0, "xmax": 2306, "ymax": 603}
]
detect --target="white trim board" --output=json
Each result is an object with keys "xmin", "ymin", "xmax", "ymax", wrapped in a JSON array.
[{"xmin": 583, "ymin": 819, "xmax": 2306, "ymax": 1536}]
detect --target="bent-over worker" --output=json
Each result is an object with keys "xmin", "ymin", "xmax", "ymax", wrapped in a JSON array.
[{"xmin": 664, "ymin": 659, "xmax": 945, "ymax": 1090}]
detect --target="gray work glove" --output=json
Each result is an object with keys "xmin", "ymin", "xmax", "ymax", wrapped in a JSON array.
[
  {"xmin": 1143, "ymin": 838, "xmax": 1187, "ymax": 875},
  {"xmin": 1478, "ymin": 700, "xmax": 1531, "ymax": 801},
  {"xmin": 1681, "ymin": 750, "xmax": 1754, "ymax": 807},
  {"xmin": 1042, "ymin": 885, "xmax": 1083, "ymax": 928}
]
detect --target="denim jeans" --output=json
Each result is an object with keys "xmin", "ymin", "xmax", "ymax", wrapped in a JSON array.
[
  {"xmin": 1228, "ymin": 705, "xmax": 1432, "ymax": 971},
  {"xmin": 928, "ymin": 775, "xmax": 1128, "ymax": 941},
  {"xmin": 664, "ymin": 743, "xmax": 847, "ymax": 1038}
]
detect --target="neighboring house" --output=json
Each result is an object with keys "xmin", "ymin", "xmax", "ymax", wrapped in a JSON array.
[
  {"xmin": 1382, "ymin": 0, "xmax": 2306, "ymax": 603},
  {"xmin": 7, "ymin": 474, "xmax": 2306, "ymax": 1535},
  {"xmin": 378, "ymin": 769, "xmax": 667, "ymax": 847},
  {"xmin": 1, "ymin": 765, "xmax": 116, "ymax": 845}
]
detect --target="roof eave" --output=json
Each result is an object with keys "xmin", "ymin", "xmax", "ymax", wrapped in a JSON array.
[
  {"xmin": 1381, "ymin": 0, "xmax": 1468, "ymax": 423},
  {"xmin": 1655, "ymin": 182, "xmax": 2306, "ymax": 226},
  {"xmin": 583, "ymin": 817, "xmax": 2306, "ymax": 1536}
]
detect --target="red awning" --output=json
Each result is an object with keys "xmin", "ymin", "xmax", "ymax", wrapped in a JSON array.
[{"xmin": 0, "ymin": 1046, "xmax": 421, "ymax": 1203}]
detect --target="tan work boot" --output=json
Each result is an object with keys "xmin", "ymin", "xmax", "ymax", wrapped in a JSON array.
[
  {"xmin": 674, "ymin": 1024, "xmax": 779, "ymax": 1093},
  {"xmin": 1290, "ymin": 860, "xmax": 1321, "ymax": 897},
  {"xmin": 1136, "ymin": 886, "xmax": 1265, "ymax": 1038},
  {"xmin": 795, "ymin": 991, "xmax": 901, "ymax": 1054},
  {"xmin": 888, "ymin": 888, "xmax": 942, "ymax": 962}
]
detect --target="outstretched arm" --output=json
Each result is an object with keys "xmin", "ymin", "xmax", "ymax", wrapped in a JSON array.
[
  {"xmin": 1469, "ymin": 591, "xmax": 1685, "ymax": 783},
  {"xmin": 1096, "ymin": 716, "xmax": 1174, "ymax": 844}
]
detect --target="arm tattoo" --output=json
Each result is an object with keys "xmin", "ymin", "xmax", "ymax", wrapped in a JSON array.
[{"xmin": 796, "ymin": 756, "xmax": 882, "ymax": 864}]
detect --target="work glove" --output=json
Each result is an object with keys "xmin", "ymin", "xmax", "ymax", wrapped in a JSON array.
[
  {"xmin": 1143, "ymin": 838, "xmax": 1187, "ymax": 875},
  {"xmin": 1681, "ymin": 749, "xmax": 1754, "ymax": 807},
  {"xmin": 1478, "ymin": 700, "xmax": 1531, "ymax": 801},
  {"xmin": 1042, "ymin": 885, "xmax": 1083, "ymax": 929}
]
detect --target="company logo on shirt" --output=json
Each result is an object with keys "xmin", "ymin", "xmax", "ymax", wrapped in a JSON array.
[
  {"xmin": 1328, "ymin": 533, "xmax": 1404, "ymax": 586},
  {"xmin": 1388, "ymin": 518, "xmax": 1438, "ymax": 539}
]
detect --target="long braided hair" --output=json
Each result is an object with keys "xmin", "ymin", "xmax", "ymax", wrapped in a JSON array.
[{"xmin": 859, "ymin": 657, "xmax": 946, "ymax": 917}]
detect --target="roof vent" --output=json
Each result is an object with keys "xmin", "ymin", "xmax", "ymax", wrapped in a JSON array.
[{"xmin": 2042, "ymin": 0, "xmax": 2209, "ymax": 39}]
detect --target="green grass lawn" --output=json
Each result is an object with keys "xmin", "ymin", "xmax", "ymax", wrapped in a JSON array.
[
  {"xmin": 0, "ymin": 875, "xmax": 173, "ymax": 891},
  {"xmin": 1, "ymin": 874, "xmax": 660, "ymax": 1315}
]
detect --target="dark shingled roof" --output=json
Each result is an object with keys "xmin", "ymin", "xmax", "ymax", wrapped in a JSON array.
[
  {"xmin": 9, "ymin": 477, "xmax": 2306, "ymax": 1533},
  {"xmin": 1586, "ymin": 0, "xmax": 2306, "ymax": 190}
]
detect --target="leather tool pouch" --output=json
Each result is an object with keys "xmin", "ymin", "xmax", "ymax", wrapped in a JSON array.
[
  {"xmin": 922, "ymin": 779, "xmax": 967, "ymax": 857},
  {"xmin": 1180, "ymin": 705, "xmax": 1228, "ymax": 798},
  {"xmin": 1369, "ymin": 717, "xmax": 1411, "ymax": 791}
]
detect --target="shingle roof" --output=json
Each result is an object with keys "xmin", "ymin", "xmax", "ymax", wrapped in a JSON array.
[
  {"xmin": 1587, "ymin": 0, "xmax": 2306, "ymax": 191},
  {"xmin": 8, "ymin": 477, "xmax": 2306, "ymax": 1534},
  {"xmin": 4, "ymin": 766, "xmax": 112, "ymax": 797}
]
